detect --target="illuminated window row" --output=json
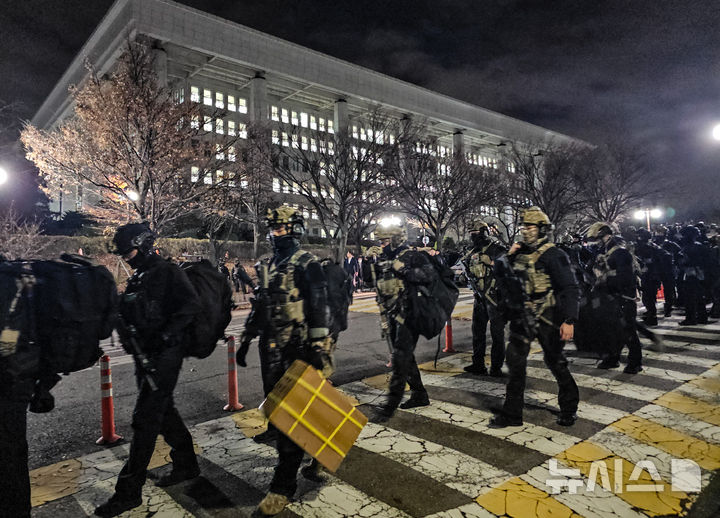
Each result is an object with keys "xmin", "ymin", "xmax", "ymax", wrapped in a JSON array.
[
  {"xmin": 190, "ymin": 166, "xmax": 248, "ymax": 188},
  {"xmin": 351, "ymin": 125, "xmax": 395, "ymax": 145},
  {"xmin": 189, "ymin": 86, "xmax": 248, "ymax": 114},
  {"xmin": 270, "ymin": 105, "xmax": 334, "ymax": 133},
  {"xmin": 466, "ymin": 153, "xmax": 499, "ymax": 168}
]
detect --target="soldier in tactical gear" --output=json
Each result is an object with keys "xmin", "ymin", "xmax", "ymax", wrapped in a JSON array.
[
  {"xmin": 678, "ymin": 225, "xmax": 709, "ymax": 325},
  {"xmin": 490, "ymin": 207, "xmax": 580, "ymax": 428},
  {"xmin": 461, "ymin": 218, "xmax": 507, "ymax": 376},
  {"xmin": 585, "ymin": 222, "xmax": 643, "ymax": 373},
  {"xmin": 237, "ymin": 207, "xmax": 332, "ymax": 516},
  {"xmin": 635, "ymin": 228, "xmax": 663, "ymax": 326},
  {"xmin": 368, "ymin": 223, "xmax": 435, "ymax": 419},
  {"xmin": 95, "ymin": 223, "xmax": 202, "ymax": 518},
  {"xmin": 653, "ymin": 226, "xmax": 679, "ymax": 317}
]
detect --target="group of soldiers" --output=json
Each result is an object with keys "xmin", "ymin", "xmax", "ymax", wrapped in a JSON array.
[{"xmin": 9, "ymin": 206, "xmax": 715, "ymax": 518}]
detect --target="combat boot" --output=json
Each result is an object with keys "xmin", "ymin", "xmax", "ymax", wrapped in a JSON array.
[
  {"xmin": 94, "ymin": 495, "xmax": 142, "ymax": 517},
  {"xmin": 464, "ymin": 363, "xmax": 488, "ymax": 375},
  {"xmin": 258, "ymin": 492, "xmax": 290, "ymax": 516}
]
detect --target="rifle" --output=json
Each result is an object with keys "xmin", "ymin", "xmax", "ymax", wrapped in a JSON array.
[
  {"xmin": 493, "ymin": 255, "xmax": 536, "ymax": 344},
  {"xmin": 460, "ymin": 253, "xmax": 498, "ymax": 308},
  {"xmin": 370, "ymin": 259, "xmax": 395, "ymax": 364},
  {"xmin": 116, "ymin": 312, "xmax": 159, "ymax": 391}
]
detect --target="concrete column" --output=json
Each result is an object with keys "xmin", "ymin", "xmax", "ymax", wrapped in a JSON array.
[
  {"xmin": 152, "ymin": 47, "xmax": 168, "ymax": 87},
  {"xmin": 250, "ymin": 73, "xmax": 267, "ymax": 122},
  {"xmin": 453, "ymin": 131, "xmax": 465, "ymax": 158},
  {"xmin": 334, "ymin": 98, "xmax": 348, "ymax": 135}
]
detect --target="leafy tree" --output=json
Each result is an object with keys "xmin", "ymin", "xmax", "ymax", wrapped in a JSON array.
[{"xmin": 22, "ymin": 40, "xmax": 244, "ymax": 233}]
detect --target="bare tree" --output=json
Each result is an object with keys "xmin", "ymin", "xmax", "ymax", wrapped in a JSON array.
[
  {"xmin": 0, "ymin": 204, "xmax": 45, "ymax": 260},
  {"xmin": 504, "ymin": 141, "xmax": 586, "ymax": 231},
  {"xmin": 575, "ymin": 142, "xmax": 662, "ymax": 224},
  {"xmin": 263, "ymin": 107, "xmax": 398, "ymax": 260},
  {"xmin": 388, "ymin": 120, "xmax": 503, "ymax": 251},
  {"xmin": 22, "ymin": 39, "xmax": 244, "ymax": 233}
]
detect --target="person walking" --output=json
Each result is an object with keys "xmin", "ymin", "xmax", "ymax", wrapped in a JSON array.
[
  {"xmin": 490, "ymin": 207, "xmax": 580, "ymax": 428},
  {"xmin": 95, "ymin": 223, "xmax": 202, "ymax": 517}
]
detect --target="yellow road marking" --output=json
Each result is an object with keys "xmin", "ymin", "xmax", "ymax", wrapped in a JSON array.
[
  {"xmin": 148, "ymin": 436, "xmax": 202, "ymax": 470},
  {"xmin": 557, "ymin": 441, "xmax": 690, "ymax": 517},
  {"xmin": 655, "ymin": 392, "xmax": 720, "ymax": 426},
  {"xmin": 30, "ymin": 459, "xmax": 83, "ymax": 507},
  {"xmin": 611, "ymin": 415, "xmax": 720, "ymax": 470},
  {"xmin": 231, "ymin": 407, "xmax": 269, "ymax": 438},
  {"xmin": 689, "ymin": 376, "xmax": 720, "ymax": 394},
  {"xmin": 475, "ymin": 476, "xmax": 581, "ymax": 518}
]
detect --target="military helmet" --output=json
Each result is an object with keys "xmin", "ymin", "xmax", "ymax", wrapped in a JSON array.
[
  {"xmin": 266, "ymin": 206, "xmax": 305, "ymax": 236},
  {"xmin": 375, "ymin": 224, "xmax": 407, "ymax": 241},
  {"xmin": 521, "ymin": 206, "xmax": 551, "ymax": 227},
  {"xmin": 636, "ymin": 227, "xmax": 652, "ymax": 242},
  {"xmin": 468, "ymin": 218, "xmax": 489, "ymax": 233},
  {"xmin": 112, "ymin": 222, "xmax": 155, "ymax": 255},
  {"xmin": 680, "ymin": 225, "xmax": 700, "ymax": 242},
  {"xmin": 585, "ymin": 221, "xmax": 616, "ymax": 240}
]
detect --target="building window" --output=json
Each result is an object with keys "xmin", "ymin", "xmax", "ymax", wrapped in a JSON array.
[
  {"xmin": 191, "ymin": 115, "xmax": 200, "ymax": 129},
  {"xmin": 282, "ymin": 180, "xmax": 290, "ymax": 194},
  {"xmin": 360, "ymin": 127, "xmax": 367, "ymax": 141},
  {"xmin": 319, "ymin": 117, "xmax": 326, "ymax": 132},
  {"xmin": 216, "ymin": 170, "xmax": 224, "ymax": 184},
  {"xmin": 301, "ymin": 135, "xmax": 308, "ymax": 150},
  {"xmin": 227, "ymin": 95, "xmax": 236, "ymax": 112},
  {"xmin": 291, "ymin": 133, "xmax": 299, "ymax": 149},
  {"xmin": 320, "ymin": 228, "xmax": 326, "ymax": 238},
  {"xmin": 271, "ymin": 105, "xmax": 279, "ymax": 121},
  {"xmin": 311, "ymin": 210, "xmax": 318, "ymax": 220},
  {"xmin": 352, "ymin": 125, "xmax": 358, "ymax": 139},
  {"xmin": 190, "ymin": 86, "xmax": 200, "ymax": 103},
  {"xmin": 272, "ymin": 130, "xmax": 280, "ymax": 145},
  {"xmin": 282, "ymin": 132, "xmax": 289, "ymax": 147},
  {"xmin": 281, "ymin": 108, "xmax": 289, "ymax": 124},
  {"xmin": 328, "ymin": 141, "xmax": 334, "ymax": 155},
  {"xmin": 203, "ymin": 88, "xmax": 212, "ymax": 106},
  {"xmin": 215, "ymin": 92, "xmax": 224, "ymax": 109},
  {"xmin": 310, "ymin": 138, "xmax": 317, "ymax": 152},
  {"xmin": 204, "ymin": 116, "xmax": 212, "ymax": 132},
  {"xmin": 216, "ymin": 144, "xmax": 224, "ymax": 160},
  {"xmin": 273, "ymin": 178, "xmax": 280, "ymax": 192},
  {"xmin": 191, "ymin": 166, "xmax": 199, "ymax": 182},
  {"xmin": 300, "ymin": 112, "xmax": 308, "ymax": 128},
  {"xmin": 291, "ymin": 111, "xmax": 299, "ymax": 126},
  {"xmin": 389, "ymin": 133, "xmax": 395, "ymax": 144},
  {"xmin": 327, "ymin": 120, "xmax": 334, "ymax": 134},
  {"xmin": 238, "ymin": 98, "xmax": 247, "ymax": 114},
  {"xmin": 228, "ymin": 146, "xmax": 236, "ymax": 161},
  {"xmin": 216, "ymin": 118, "xmax": 224, "ymax": 134},
  {"xmin": 238, "ymin": 122, "xmax": 247, "ymax": 139},
  {"xmin": 310, "ymin": 115, "xmax": 317, "ymax": 130},
  {"xmin": 204, "ymin": 172, "xmax": 212, "ymax": 184},
  {"xmin": 174, "ymin": 87, "xmax": 185, "ymax": 104},
  {"xmin": 227, "ymin": 120, "xmax": 236, "ymax": 136}
]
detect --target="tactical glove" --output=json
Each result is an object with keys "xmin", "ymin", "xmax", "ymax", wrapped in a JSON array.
[
  {"xmin": 309, "ymin": 343, "xmax": 329, "ymax": 371},
  {"xmin": 365, "ymin": 246, "xmax": 383, "ymax": 257}
]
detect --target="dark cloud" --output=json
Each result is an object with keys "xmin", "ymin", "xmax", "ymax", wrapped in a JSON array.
[{"xmin": 2, "ymin": 0, "xmax": 720, "ymax": 216}]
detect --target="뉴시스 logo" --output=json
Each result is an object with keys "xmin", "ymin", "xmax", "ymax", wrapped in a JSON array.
[{"xmin": 545, "ymin": 458, "xmax": 702, "ymax": 494}]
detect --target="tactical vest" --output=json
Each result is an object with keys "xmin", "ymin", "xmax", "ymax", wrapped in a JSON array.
[
  {"xmin": 512, "ymin": 242, "xmax": 555, "ymax": 314},
  {"xmin": 260, "ymin": 250, "xmax": 316, "ymax": 348},
  {"xmin": 463, "ymin": 243, "xmax": 495, "ymax": 293},
  {"xmin": 373, "ymin": 249, "xmax": 409, "ymax": 317},
  {"xmin": 594, "ymin": 243, "xmax": 641, "ymax": 286}
]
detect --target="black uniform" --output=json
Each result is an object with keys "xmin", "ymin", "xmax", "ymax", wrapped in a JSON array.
[
  {"xmin": 499, "ymin": 241, "xmax": 580, "ymax": 422},
  {"xmin": 592, "ymin": 237, "xmax": 642, "ymax": 368},
  {"xmin": 113, "ymin": 254, "xmax": 202, "ymax": 500},
  {"xmin": 679, "ymin": 239, "xmax": 709, "ymax": 325},
  {"xmin": 242, "ymin": 238, "xmax": 330, "ymax": 499},
  {"xmin": 656, "ymin": 237, "xmax": 680, "ymax": 316},
  {"xmin": 635, "ymin": 240, "xmax": 663, "ymax": 323}
]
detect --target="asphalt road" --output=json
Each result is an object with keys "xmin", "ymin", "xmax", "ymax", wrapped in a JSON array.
[{"xmin": 26, "ymin": 309, "xmax": 472, "ymax": 470}]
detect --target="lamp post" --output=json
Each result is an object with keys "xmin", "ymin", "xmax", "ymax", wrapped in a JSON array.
[
  {"xmin": 634, "ymin": 208, "xmax": 662, "ymax": 231},
  {"xmin": 124, "ymin": 189, "xmax": 139, "ymax": 222},
  {"xmin": 0, "ymin": 166, "xmax": 8, "ymax": 185}
]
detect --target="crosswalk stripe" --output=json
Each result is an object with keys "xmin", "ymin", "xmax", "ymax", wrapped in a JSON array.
[
  {"xmin": 672, "ymin": 381, "xmax": 720, "ymax": 404},
  {"xmin": 563, "ymin": 342, "xmax": 719, "ymax": 370},
  {"xmin": 634, "ymin": 404, "xmax": 720, "ymax": 445},
  {"xmin": 358, "ymin": 423, "xmax": 513, "ymax": 498},
  {"xmin": 417, "ymin": 372, "xmax": 627, "ymax": 425},
  {"xmin": 689, "ymin": 376, "xmax": 720, "ymax": 394},
  {"xmin": 474, "ymin": 476, "xmax": 580, "ymax": 518},
  {"xmin": 525, "ymin": 366, "xmax": 665, "ymax": 402},
  {"xmin": 520, "ymin": 459, "xmax": 650, "ymax": 518},
  {"xmin": 560, "ymin": 356, "xmax": 697, "ymax": 383},
  {"xmin": 609, "ymin": 415, "xmax": 720, "ymax": 471},
  {"xmin": 654, "ymin": 391, "xmax": 720, "ymax": 426},
  {"xmin": 555, "ymin": 441, "xmax": 690, "ymax": 517}
]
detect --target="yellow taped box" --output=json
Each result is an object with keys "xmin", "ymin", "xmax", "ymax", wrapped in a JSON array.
[{"xmin": 260, "ymin": 360, "xmax": 368, "ymax": 472}]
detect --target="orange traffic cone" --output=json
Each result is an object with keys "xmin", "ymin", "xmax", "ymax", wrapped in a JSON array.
[
  {"xmin": 96, "ymin": 355, "xmax": 123, "ymax": 445},
  {"xmin": 442, "ymin": 320, "xmax": 456, "ymax": 353},
  {"xmin": 223, "ymin": 336, "xmax": 244, "ymax": 411}
]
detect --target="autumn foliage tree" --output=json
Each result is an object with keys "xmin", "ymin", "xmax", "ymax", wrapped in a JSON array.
[{"xmin": 22, "ymin": 40, "xmax": 244, "ymax": 233}]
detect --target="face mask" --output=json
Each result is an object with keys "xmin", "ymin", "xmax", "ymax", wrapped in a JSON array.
[
  {"xmin": 272, "ymin": 234, "xmax": 298, "ymax": 253},
  {"xmin": 127, "ymin": 252, "xmax": 146, "ymax": 269},
  {"xmin": 521, "ymin": 225, "xmax": 540, "ymax": 246},
  {"xmin": 471, "ymin": 232, "xmax": 488, "ymax": 247},
  {"xmin": 390, "ymin": 235, "xmax": 404, "ymax": 249}
]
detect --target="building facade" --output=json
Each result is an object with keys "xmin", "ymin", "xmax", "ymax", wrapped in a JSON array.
[{"xmin": 33, "ymin": 0, "xmax": 579, "ymax": 241}]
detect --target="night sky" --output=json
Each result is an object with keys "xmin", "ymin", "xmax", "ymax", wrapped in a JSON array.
[{"xmin": 1, "ymin": 0, "xmax": 719, "ymax": 218}]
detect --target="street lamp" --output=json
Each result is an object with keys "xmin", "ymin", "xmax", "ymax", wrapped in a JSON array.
[
  {"xmin": 125, "ymin": 189, "xmax": 139, "ymax": 201},
  {"xmin": 712, "ymin": 124, "xmax": 720, "ymax": 141},
  {"xmin": 634, "ymin": 208, "xmax": 663, "ymax": 231},
  {"xmin": 0, "ymin": 166, "xmax": 8, "ymax": 185}
]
